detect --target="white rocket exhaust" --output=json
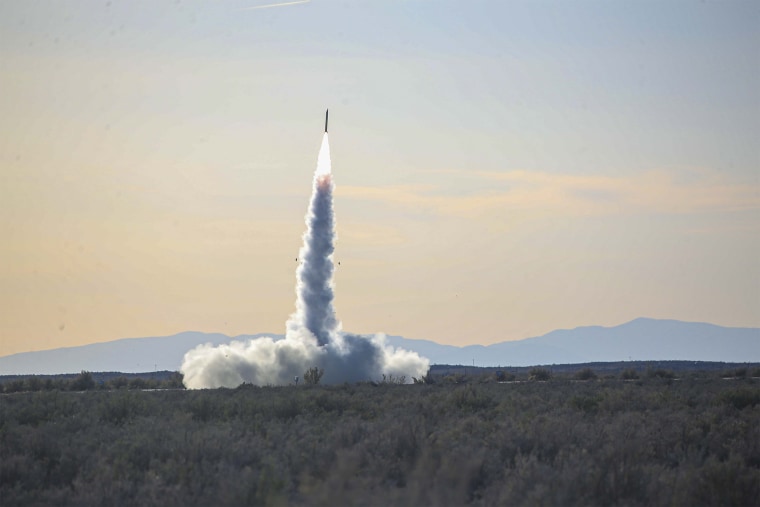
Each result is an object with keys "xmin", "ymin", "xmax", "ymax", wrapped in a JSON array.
[{"xmin": 180, "ymin": 120, "xmax": 429, "ymax": 388}]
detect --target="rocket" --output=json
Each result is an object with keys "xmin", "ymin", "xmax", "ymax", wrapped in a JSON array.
[{"xmin": 325, "ymin": 109, "xmax": 328, "ymax": 133}]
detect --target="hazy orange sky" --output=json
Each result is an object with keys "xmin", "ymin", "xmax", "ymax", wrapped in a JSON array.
[{"xmin": 1, "ymin": 0, "xmax": 758, "ymax": 357}]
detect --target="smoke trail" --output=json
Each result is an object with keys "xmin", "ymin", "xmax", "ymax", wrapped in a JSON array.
[
  {"xmin": 241, "ymin": 0, "xmax": 311, "ymax": 10},
  {"xmin": 287, "ymin": 134, "xmax": 338, "ymax": 346},
  {"xmin": 181, "ymin": 133, "xmax": 429, "ymax": 388}
]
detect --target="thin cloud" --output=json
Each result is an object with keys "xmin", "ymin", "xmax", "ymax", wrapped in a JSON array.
[
  {"xmin": 241, "ymin": 0, "xmax": 310, "ymax": 10},
  {"xmin": 338, "ymin": 168, "xmax": 760, "ymax": 218}
]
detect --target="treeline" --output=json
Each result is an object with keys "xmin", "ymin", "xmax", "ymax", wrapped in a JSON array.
[
  {"xmin": 1, "ymin": 375, "xmax": 759, "ymax": 505},
  {"xmin": 424, "ymin": 365, "xmax": 760, "ymax": 385},
  {"xmin": 3, "ymin": 361, "xmax": 759, "ymax": 394},
  {"xmin": 431, "ymin": 360, "xmax": 760, "ymax": 378},
  {"xmin": 0, "ymin": 371, "xmax": 185, "ymax": 393}
]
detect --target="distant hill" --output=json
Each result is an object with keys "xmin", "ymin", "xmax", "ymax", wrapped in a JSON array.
[
  {"xmin": 0, "ymin": 318, "xmax": 758, "ymax": 375},
  {"xmin": 0, "ymin": 332, "xmax": 274, "ymax": 376},
  {"xmin": 386, "ymin": 318, "xmax": 760, "ymax": 367}
]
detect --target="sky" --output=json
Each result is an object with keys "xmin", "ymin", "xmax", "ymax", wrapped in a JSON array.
[{"xmin": 1, "ymin": 0, "xmax": 758, "ymax": 357}]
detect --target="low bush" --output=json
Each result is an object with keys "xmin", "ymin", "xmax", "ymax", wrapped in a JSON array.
[
  {"xmin": 720, "ymin": 387, "xmax": 760, "ymax": 410},
  {"xmin": 647, "ymin": 368, "xmax": 675, "ymax": 379},
  {"xmin": 304, "ymin": 367, "xmax": 324, "ymax": 385},
  {"xmin": 69, "ymin": 371, "xmax": 96, "ymax": 391},
  {"xmin": 2, "ymin": 375, "xmax": 760, "ymax": 505},
  {"xmin": 620, "ymin": 368, "xmax": 639, "ymax": 380},
  {"xmin": 494, "ymin": 371, "xmax": 516, "ymax": 382},
  {"xmin": 528, "ymin": 368, "xmax": 551, "ymax": 381},
  {"xmin": 573, "ymin": 368, "xmax": 597, "ymax": 380}
]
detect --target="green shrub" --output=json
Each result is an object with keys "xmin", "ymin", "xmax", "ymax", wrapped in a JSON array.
[
  {"xmin": 647, "ymin": 368, "xmax": 675, "ymax": 379},
  {"xmin": 620, "ymin": 368, "xmax": 639, "ymax": 380},
  {"xmin": 570, "ymin": 394, "xmax": 601, "ymax": 413},
  {"xmin": 494, "ymin": 371, "xmax": 515, "ymax": 382},
  {"xmin": 529, "ymin": 368, "xmax": 551, "ymax": 381},
  {"xmin": 99, "ymin": 392, "xmax": 142, "ymax": 425},
  {"xmin": 304, "ymin": 367, "xmax": 324, "ymax": 385},
  {"xmin": 413, "ymin": 371, "xmax": 435, "ymax": 384},
  {"xmin": 188, "ymin": 394, "xmax": 222, "ymax": 422},
  {"xmin": 165, "ymin": 371, "xmax": 185, "ymax": 389},
  {"xmin": 70, "ymin": 371, "xmax": 96, "ymax": 391},
  {"xmin": 574, "ymin": 368, "xmax": 597, "ymax": 380},
  {"xmin": 449, "ymin": 385, "xmax": 496, "ymax": 411},
  {"xmin": 720, "ymin": 388, "xmax": 760, "ymax": 410},
  {"xmin": 3, "ymin": 372, "xmax": 760, "ymax": 506},
  {"xmin": 4, "ymin": 379, "xmax": 26, "ymax": 393},
  {"xmin": 442, "ymin": 373, "xmax": 467, "ymax": 384},
  {"xmin": 25, "ymin": 377, "xmax": 43, "ymax": 392},
  {"xmin": 721, "ymin": 368, "xmax": 748, "ymax": 379},
  {"xmin": 107, "ymin": 376, "xmax": 129, "ymax": 390},
  {"xmin": 381, "ymin": 374, "xmax": 406, "ymax": 385}
]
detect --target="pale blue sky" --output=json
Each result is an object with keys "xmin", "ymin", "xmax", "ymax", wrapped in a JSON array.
[{"xmin": 1, "ymin": 0, "xmax": 758, "ymax": 355}]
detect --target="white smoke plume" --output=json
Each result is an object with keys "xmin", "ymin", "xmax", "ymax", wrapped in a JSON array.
[{"xmin": 181, "ymin": 133, "xmax": 429, "ymax": 388}]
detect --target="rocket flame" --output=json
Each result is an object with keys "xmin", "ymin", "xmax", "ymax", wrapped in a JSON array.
[{"xmin": 315, "ymin": 133, "xmax": 331, "ymax": 178}]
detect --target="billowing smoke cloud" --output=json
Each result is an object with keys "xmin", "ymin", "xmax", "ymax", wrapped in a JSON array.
[{"xmin": 181, "ymin": 133, "xmax": 429, "ymax": 388}]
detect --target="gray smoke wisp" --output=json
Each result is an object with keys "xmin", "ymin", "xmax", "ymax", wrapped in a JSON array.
[{"xmin": 181, "ymin": 133, "xmax": 429, "ymax": 388}]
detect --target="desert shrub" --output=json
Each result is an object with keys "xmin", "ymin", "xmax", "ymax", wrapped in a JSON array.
[
  {"xmin": 412, "ymin": 371, "xmax": 435, "ymax": 384},
  {"xmin": 186, "ymin": 393, "xmax": 224, "ymax": 422},
  {"xmin": 647, "ymin": 368, "xmax": 675, "ymax": 379},
  {"xmin": 529, "ymin": 368, "xmax": 551, "ymax": 381},
  {"xmin": 128, "ymin": 378, "xmax": 147, "ymax": 390},
  {"xmin": 449, "ymin": 385, "xmax": 496, "ymax": 411},
  {"xmin": 720, "ymin": 388, "xmax": 760, "ymax": 410},
  {"xmin": 165, "ymin": 371, "xmax": 185, "ymax": 389},
  {"xmin": 272, "ymin": 397, "xmax": 302, "ymax": 420},
  {"xmin": 107, "ymin": 376, "xmax": 129, "ymax": 390},
  {"xmin": 442, "ymin": 373, "xmax": 467, "ymax": 384},
  {"xmin": 69, "ymin": 371, "xmax": 96, "ymax": 391},
  {"xmin": 304, "ymin": 367, "xmax": 324, "ymax": 385},
  {"xmin": 99, "ymin": 392, "xmax": 145, "ymax": 425},
  {"xmin": 721, "ymin": 367, "xmax": 748, "ymax": 378},
  {"xmin": 3, "ymin": 375, "xmax": 760, "ymax": 506},
  {"xmin": 570, "ymin": 394, "xmax": 601, "ymax": 413},
  {"xmin": 24, "ymin": 377, "xmax": 43, "ymax": 392},
  {"xmin": 573, "ymin": 368, "xmax": 597, "ymax": 380},
  {"xmin": 690, "ymin": 454, "xmax": 760, "ymax": 506},
  {"xmin": 4, "ymin": 379, "xmax": 26, "ymax": 393},
  {"xmin": 381, "ymin": 374, "xmax": 406, "ymax": 385},
  {"xmin": 494, "ymin": 371, "xmax": 516, "ymax": 382},
  {"xmin": 620, "ymin": 368, "xmax": 639, "ymax": 380},
  {"xmin": 15, "ymin": 403, "xmax": 49, "ymax": 427}
]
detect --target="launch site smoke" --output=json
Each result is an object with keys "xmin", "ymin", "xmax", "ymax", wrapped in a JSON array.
[{"xmin": 181, "ymin": 112, "xmax": 429, "ymax": 388}]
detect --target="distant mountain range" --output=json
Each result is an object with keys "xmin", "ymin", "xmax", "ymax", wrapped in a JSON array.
[{"xmin": 1, "ymin": 318, "xmax": 758, "ymax": 375}]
